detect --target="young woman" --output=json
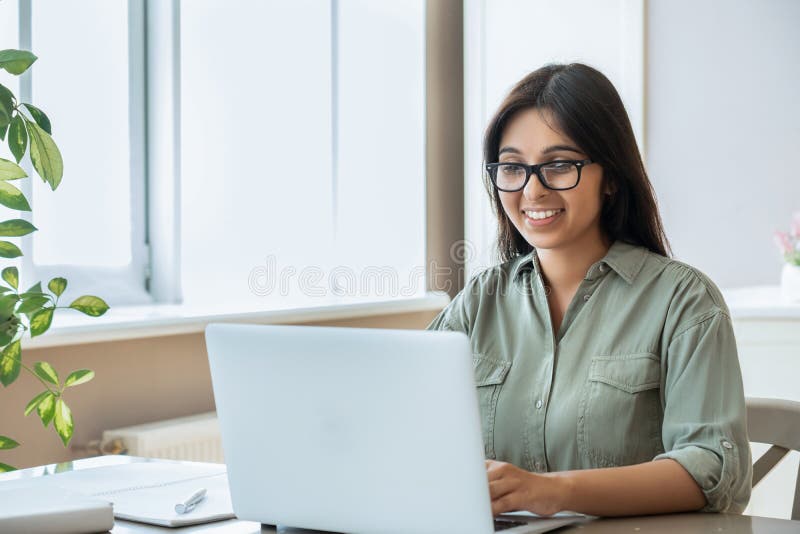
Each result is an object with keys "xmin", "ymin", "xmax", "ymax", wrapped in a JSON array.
[{"xmin": 426, "ymin": 63, "xmax": 751, "ymax": 517}]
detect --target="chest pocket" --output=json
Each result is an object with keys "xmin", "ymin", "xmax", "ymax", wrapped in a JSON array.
[
  {"xmin": 577, "ymin": 353, "xmax": 664, "ymax": 468},
  {"xmin": 473, "ymin": 354, "xmax": 511, "ymax": 459}
]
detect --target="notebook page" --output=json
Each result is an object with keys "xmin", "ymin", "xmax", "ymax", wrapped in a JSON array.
[{"xmin": 0, "ymin": 462, "xmax": 236, "ymax": 527}]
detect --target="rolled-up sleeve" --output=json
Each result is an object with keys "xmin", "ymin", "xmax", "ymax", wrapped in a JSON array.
[{"xmin": 653, "ymin": 309, "xmax": 752, "ymax": 513}]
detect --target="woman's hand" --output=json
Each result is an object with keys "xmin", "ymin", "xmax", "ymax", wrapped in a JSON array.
[{"xmin": 486, "ymin": 460, "xmax": 571, "ymax": 517}]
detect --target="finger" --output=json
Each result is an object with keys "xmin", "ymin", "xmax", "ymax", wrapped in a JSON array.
[
  {"xmin": 485, "ymin": 460, "xmax": 508, "ymax": 480},
  {"xmin": 491, "ymin": 493, "xmax": 519, "ymax": 516},
  {"xmin": 488, "ymin": 478, "xmax": 517, "ymax": 500}
]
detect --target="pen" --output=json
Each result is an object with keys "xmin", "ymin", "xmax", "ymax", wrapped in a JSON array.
[{"xmin": 174, "ymin": 487, "xmax": 207, "ymax": 514}]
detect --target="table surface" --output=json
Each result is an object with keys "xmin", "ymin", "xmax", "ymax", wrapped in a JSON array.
[{"xmin": 2, "ymin": 456, "xmax": 798, "ymax": 534}]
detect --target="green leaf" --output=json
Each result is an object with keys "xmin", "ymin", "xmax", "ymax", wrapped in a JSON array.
[
  {"xmin": 0, "ymin": 49, "xmax": 37, "ymax": 75},
  {"xmin": 0, "ymin": 340, "xmax": 21, "ymax": 387},
  {"xmin": 25, "ymin": 120, "xmax": 62, "ymax": 190},
  {"xmin": 0, "ymin": 218, "xmax": 36, "ymax": 236},
  {"xmin": 0, "ymin": 435, "xmax": 19, "ymax": 449},
  {"xmin": 22, "ymin": 103, "xmax": 51, "ymax": 135},
  {"xmin": 0, "ymin": 241, "xmax": 22, "ymax": 258},
  {"xmin": 0, "ymin": 330, "xmax": 14, "ymax": 348},
  {"xmin": 18, "ymin": 295, "xmax": 50, "ymax": 315},
  {"xmin": 0, "ymin": 462, "xmax": 16, "ymax": 472},
  {"xmin": 30, "ymin": 307, "xmax": 54, "ymax": 337},
  {"xmin": 33, "ymin": 360, "xmax": 58, "ymax": 386},
  {"xmin": 0, "ymin": 157, "xmax": 26, "ymax": 180},
  {"xmin": 0, "ymin": 83, "xmax": 13, "ymax": 110},
  {"xmin": 65, "ymin": 369, "xmax": 94, "ymax": 387},
  {"xmin": 25, "ymin": 390, "xmax": 52, "ymax": 416},
  {"xmin": 69, "ymin": 296, "xmax": 109, "ymax": 317},
  {"xmin": 48, "ymin": 277, "xmax": 67, "ymax": 297},
  {"xmin": 8, "ymin": 114, "xmax": 27, "ymax": 163},
  {"xmin": 0, "ymin": 293, "xmax": 18, "ymax": 317},
  {"xmin": 23, "ymin": 281, "xmax": 43, "ymax": 295},
  {"xmin": 37, "ymin": 392, "xmax": 56, "ymax": 427},
  {"xmin": 0, "ymin": 106, "xmax": 8, "ymax": 131},
  {"xmin": 0, "ymin": 180, "xmax": 30, "ymax": 212},
  {"xmin": 0, "ymin": 124, "xmax": 7, "ymax": 142},
  {"xmin": 1, "ymin": 266, "xmax": 18, "ymax": 289},
  {"xmin": 0, "ymin": 84, "xmax": 13, "ymax": 131},
  {"xmin": 54, "ymin": 398, "xmax": 74, "ymax": 446},
  {"xmin": 0, "ymin": 50, "xmax": 38, "ymax": 76}
]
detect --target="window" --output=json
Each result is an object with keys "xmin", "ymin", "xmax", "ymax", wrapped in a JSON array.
[
  {"xmin": 1, "ymin": 0, "xmax": 426, "ymax": 308},
  {"xmin": 2, "ymin": 0, "xmax": 149, "ymax": 305},
  {"xmin": 179, "ymin": 0, "xmax": 426, "ymax": 307}
]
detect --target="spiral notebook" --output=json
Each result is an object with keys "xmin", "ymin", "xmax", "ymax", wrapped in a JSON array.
[{"xmin": 2, "ymin": 462, "xmax": 236, "ymax": 528}]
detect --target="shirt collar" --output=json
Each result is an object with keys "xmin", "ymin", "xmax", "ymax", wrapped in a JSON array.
[{"xmin": 511, "ymin": 240, "xmax": 648, "ymax": 285}]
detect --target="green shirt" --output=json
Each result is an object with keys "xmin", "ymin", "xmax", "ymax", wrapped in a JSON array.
[{"xmin": 425, "ymin": 240, "xmax": 751, "ymax": 513}]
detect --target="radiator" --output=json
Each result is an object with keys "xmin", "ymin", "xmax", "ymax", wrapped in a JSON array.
[{"xmin": 101, "ymin": 412, "xmax": 224, "ymax": 463}]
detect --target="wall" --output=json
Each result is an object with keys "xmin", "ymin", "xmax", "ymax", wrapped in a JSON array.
[
  {"xmin": 1, "ymin": 309, "xmax": 441, "ymax": 469},
  {"xmin": 426, "ymin": 0, "xmax": 466, "ymax": 298},
  {"xmin": 646, "ymin": 0, "xmax": 800, "ymax": 288},
  {"xmin": 463, "ymin": 0, "xmax": 644, "ymax": 277}
]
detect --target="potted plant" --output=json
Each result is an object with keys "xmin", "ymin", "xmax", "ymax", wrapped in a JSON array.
[
  {"xmin": 0, "ymin": 49, "xmax": 109, "ymax": 471},
  {"xmin": 773, "ymin": 211, "xmax": 800, "ymax": 302}
]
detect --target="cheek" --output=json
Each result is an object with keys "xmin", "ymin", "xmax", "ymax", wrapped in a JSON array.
[
  {"xmin": 562, "ymin": 186, "xmax": 604, "ymax": 223},
  {"xmin": 498, "ymin": 192, "xmax": 519, "ymax": 218}
]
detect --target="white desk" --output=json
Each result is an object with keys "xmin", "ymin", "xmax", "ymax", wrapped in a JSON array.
[{"xmin": 1, "ymin": 456, "xmax": 798, "ymax": 533}]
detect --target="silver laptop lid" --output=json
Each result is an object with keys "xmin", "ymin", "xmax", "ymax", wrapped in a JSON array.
[{"xmin": 206, "ymin": 323, "xmax": 495, "ymax": 534}]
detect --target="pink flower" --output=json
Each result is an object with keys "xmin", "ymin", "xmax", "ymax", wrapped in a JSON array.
[
  {"xmin": 774, "ymin": 231, "xmax": 792, "ymax": 255},
  {"xmin": 791, "ymin": 211, "xmax": 800, "ymax": 239}
]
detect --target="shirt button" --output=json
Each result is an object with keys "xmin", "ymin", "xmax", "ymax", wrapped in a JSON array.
[
  {"xmin": 535, "ymin": 400, "xmax": 543, "ymax": 409},
  {"xmin": 534, "ymin": 462, "xmax": 544, "ymax": 471},
  {"xmin": 599, "ymin": 264, "xmax": 606, "ymax": 272},
  {"xmin": 583, "ymin": 294, "xmax": 591, "ymax": 301},
  {"xmin": 722, "ymin": 440, "xmax": 733, "ymax": 449}
]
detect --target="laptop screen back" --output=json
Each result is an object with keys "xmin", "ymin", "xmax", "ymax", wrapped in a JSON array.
[{"xmin": 206, "ymin": 323, "xmax": 495, "ymax": 534}]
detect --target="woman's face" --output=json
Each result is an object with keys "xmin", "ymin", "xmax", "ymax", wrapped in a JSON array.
[{"xmin": 496, "ymin": 107, "xmax": 607, "ymax": 252}]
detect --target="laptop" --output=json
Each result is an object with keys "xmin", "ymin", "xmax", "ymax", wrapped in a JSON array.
[{"xmin": 205, "ymin": 323, "xmax": 587, "ymax": 533}]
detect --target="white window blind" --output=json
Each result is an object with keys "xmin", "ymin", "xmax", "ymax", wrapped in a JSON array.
[{"xmin": 180, "ymin": 0, "xmax": 425, "ymax": 307}]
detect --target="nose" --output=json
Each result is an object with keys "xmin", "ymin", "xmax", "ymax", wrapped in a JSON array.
[{"xmin": 522, "ymin": 172, "xmax": 549, "ymax": 200}]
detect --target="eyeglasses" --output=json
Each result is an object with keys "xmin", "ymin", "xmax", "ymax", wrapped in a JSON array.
[{"xmin": 485, "ymin": 159, "xmax": 593, "ymax": 192}]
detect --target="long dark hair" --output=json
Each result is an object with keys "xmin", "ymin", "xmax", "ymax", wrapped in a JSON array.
[{"xmin": 483, "ymin": 63, "xmax": 671, "ymax": 262}]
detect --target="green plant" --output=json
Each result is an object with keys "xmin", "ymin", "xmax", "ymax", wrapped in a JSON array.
[{"xmin": 0, "ymin": 49, "xmax": 109, "ymax": 471}]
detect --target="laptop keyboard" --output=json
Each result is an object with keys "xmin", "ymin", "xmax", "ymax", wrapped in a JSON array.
[{"xmin": 494, "ymin": 518, "xmax": 529, "ymax": 531}]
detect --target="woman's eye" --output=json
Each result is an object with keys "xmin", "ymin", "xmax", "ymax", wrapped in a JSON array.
[
  {"xmin": 500, "ymin": 165, "xmax": 524, "ymax": 175},
  {"xmin": 545, "ymin": 162, "xmax": 572, "ymax": 173}
]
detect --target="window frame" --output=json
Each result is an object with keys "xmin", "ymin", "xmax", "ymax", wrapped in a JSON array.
[{"xmin": 17, "ymin": 0, "xmax": 152, "ymax": 305}]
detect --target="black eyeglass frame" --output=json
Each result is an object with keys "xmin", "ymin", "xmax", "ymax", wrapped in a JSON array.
[{"xmin": 485, "ymin": 159, "xmax": 594, "ymax": 192}]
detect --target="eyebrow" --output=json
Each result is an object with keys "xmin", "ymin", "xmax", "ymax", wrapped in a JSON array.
[{"xmin": 498, "ymin": 144, "xmax": 584, "ymax": 157}]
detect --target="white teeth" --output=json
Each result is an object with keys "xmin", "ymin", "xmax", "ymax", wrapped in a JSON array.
[{"xmin": 525, "ymin": 209, "xmax": 563, "ymax": 220}]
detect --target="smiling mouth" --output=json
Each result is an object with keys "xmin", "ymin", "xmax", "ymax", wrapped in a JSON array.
[{"xmin": 523, "ymin": 208, "xmax": 564, "ymax": 221}]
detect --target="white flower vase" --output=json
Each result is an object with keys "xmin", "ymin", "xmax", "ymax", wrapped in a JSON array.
[{"xmin": 780, "ymin": 263, "xmax": 800, "ymax": 302}]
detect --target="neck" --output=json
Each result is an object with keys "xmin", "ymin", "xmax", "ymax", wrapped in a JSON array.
[{"xmin": 536, "ymin": 228, "xmax": 612, "ymax": 293}]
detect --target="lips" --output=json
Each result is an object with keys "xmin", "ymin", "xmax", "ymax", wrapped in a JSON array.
[
  {"xmin": 523, "ymin": 208, "xmax": 564, "ymax": 227},
  {"xmin": 523, "ymin": 208, "xmax": 564, "ymax": 221}
]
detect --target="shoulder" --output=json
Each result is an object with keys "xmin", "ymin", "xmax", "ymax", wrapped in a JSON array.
[
  {"xmin": 462, "ymin": 253, "xmax": 530, "ymax": 295},
  {"xmin": 637, "ymin": 249, "xmax": 731, "ymax": 334},
  {"xmin": 445, "ymin": 253, "xmax": 531, "ymax": 318}
]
